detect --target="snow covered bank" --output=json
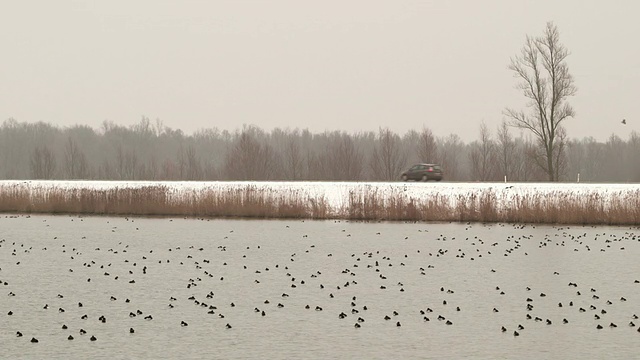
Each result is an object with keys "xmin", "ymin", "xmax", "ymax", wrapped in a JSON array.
[{"xmin": 1, "ymin": 181, "xmax": 639, "ymax": 224}]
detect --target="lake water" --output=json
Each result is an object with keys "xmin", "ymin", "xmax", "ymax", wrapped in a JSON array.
[{"xmin": 1, "ymin": 215, "xmax": 639, "ymax": 359}]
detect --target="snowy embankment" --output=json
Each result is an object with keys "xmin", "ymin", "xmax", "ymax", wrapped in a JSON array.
[
  {"xmin": 1, "ymin": 179, "xmax": 638, "ymax": 208},
  {"xmin": 1, "ymin": 180, "xmax": 639, "ymax": 223}
]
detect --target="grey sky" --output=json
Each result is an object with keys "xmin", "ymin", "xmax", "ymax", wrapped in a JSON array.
[{"xmin": 1, "ymin": 0, "xmax": 638, "ymax": 142}]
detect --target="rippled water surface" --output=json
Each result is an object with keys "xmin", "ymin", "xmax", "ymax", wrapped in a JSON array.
[{"xmin": 1, "ymin": 215, "xmax": 639, "ymax": 359}]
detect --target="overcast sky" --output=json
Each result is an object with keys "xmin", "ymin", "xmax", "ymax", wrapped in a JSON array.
[{"xmin": 1, "ymin": 0, "xmax": 638, "ymax": 142}]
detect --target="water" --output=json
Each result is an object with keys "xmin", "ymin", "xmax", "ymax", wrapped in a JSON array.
[{"xmin": 1, "ymin": 215, "xmax": 639, "ymax": 359}]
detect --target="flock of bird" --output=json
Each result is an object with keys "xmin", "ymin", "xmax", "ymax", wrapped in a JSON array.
[{"xmin": 1, "ymin": 215, "xmax": 639, "ymax": 356}]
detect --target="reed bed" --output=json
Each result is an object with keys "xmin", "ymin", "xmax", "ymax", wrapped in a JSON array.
[{"xmin": 0, "ymin": 182, "xmax": 639, "ymax": 225}]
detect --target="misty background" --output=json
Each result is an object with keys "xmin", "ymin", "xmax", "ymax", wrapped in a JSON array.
[
  {"xmin": 1, "ymin": 1, "xmax": 639, "ymax": 181},
  {"xmin": 1, "ymin": 118, "xmax": 638, "ymax": 182}
]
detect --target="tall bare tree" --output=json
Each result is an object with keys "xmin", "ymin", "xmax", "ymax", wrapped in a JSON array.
[
  {"xmin": 370, "ymin": 128, "xmax": 407, "ymax": 181},
  {"xmin": 504, "ymin": 22, "xmax": 577, "ymax": 181}
]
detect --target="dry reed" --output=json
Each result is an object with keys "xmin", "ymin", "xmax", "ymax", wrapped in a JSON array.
[{"xmin": 0, "ymin": 183, "xmax": 639, "ymax": 225}]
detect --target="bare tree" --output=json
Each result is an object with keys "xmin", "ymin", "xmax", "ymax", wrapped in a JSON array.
[
  {"xmin": 416, "ymin": 127, "xmax": 438, "ymax": 163},
  {"xmin": 224, "ymin": 131, "xmax": 274, "ymax": 180},
  {"xmin": 283, "ymin": 132, "xmax": 304, "ymax": 180},
  {"xmin": 30, "ymin": 146, "xmax": 57, "ymax": 179},
  {"xmin": 328, "ymin": 133, "xmax": 363, "ymax": 181},
  {"xmin": 469, "ymin": 122, "xmax": 497, "ymax": 181},
  {"xmin": 496, "ymin": 120, "xmax": 517, "ymax": 181},
  {"xmin": 370, "ymin": 127, "xmax": 407, "ymax": 181},
  {"xmin": 185, "ymin": 144, "xmax": 201, "ymax": 180},
  {"xmin": 439, "ymin": 134, "xmax": 463, "ymax": 181},
  {"xmin": 115, "ymin": 144, "xmax": 126, "ymax": 180},
  {"xmin": 553, "ymin": 126, "xmax": 568, "ymax": 180},
  {"xmin": 504, "ymin": 22, "xmax": 577, "ymax": 181},
  {"xmin": 64, "ymin": 137, "xmax": 89, "ymax": 179}
]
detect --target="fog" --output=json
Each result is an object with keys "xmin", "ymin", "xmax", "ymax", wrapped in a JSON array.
[{"xmin": 1, "ymin": 1, "xmax": 639, "ymax": 142}]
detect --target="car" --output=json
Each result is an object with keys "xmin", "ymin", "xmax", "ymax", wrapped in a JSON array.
[{"xmin": 401, "ymin": 163, "xmax": 443, "ymax": 182}]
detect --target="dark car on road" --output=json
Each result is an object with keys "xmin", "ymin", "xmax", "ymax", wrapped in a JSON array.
[{"xmin": 401, "ymin": 163, "xmax": 443, "ymax": 182}]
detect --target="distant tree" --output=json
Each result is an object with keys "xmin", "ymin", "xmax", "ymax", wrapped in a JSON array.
[
  {"xmin": 469, "ymin": 122, "xmax": 497, "ymax": 181},
  {"xmin": 328, "ymin": 133, "xmax": 363, "ymax": 181},
  {"xmin": 439, "ymin": 134, "xmax": 463, "ymax": 181},
  {"xmin": 416, "ymin": 127, "xmax": 438, "ymax": 163},
  {"xmin": 30, "ymin": 145, "xmax": 57, "ymax": 179},
  {"xmin": 629, "ymin": 132, "xmax": 640, "ymax": 182},
  {"xmin": 496, "ymin": 120, "xmax": 517, "ymax": 181},
  {"xmin": 504, "ymin": 22, "xmax": 577, "ymax": 181},
  {"xmin": 185, "ymin": 144, "xmax": 201, "ymax": 180},
  {"xmin": 283, "ymin": 131, "xmax": 304, "ymax": 180},
  {"xmin": 224, "ymin": 131, "xmax": 274, "ymax": 180},
  {"xmin": 64, "ymin": 137, "xmax": 89, "ymax": 179},
  {"xmin": 370, "ymin": 128, "xmax": 406, "ymax": 181}
]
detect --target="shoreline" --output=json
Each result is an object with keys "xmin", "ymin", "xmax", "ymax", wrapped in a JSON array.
[{"xmin": 1, "ymin": 181, "xmax": 639, "ymax": 225}]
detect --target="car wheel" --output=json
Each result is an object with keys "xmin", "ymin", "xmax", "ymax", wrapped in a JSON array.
[
  {"xmin": 401, "ymin": 175, "xmax": 408, "ymax": 182},
  {"xmin": 421, "ymin": 175, "xmax": 428, "ymax": 182},
  {"xmin": 436, "ymin": 178, "xmax": 442, "ymax": 182}
]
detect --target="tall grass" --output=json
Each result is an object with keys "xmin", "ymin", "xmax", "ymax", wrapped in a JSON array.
[{"xmin": 0, "ymin": 183, "xmax": 639, "ymax": 224}]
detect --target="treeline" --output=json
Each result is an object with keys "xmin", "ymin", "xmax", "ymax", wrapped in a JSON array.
[{"xmin": 1, "ymin": 117, "xmax": 639, "ymax": 182}]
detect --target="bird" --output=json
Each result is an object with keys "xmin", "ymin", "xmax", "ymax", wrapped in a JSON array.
[{"xmin": 622, "ymin": 119, "xmax": 627, "ymax": 125}]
